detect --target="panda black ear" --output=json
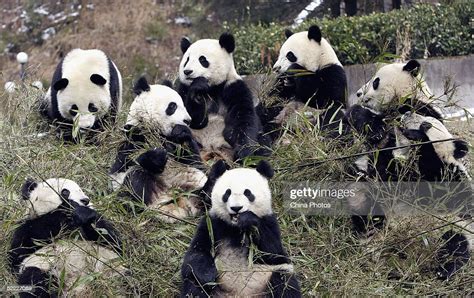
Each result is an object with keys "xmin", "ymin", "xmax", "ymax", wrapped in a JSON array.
[
  {"xmin": 53, "ymin": 78, "xmax": 68, "ymax": 91},
  {"xmin": 90, "ymin": 74, "xmax": 107, "ymax": 86},
  {"xmin": 209, "ymin": 160, "xmax": 229, "ymax": 180},
  {"xmin": 21, "ymin": 178, "xmax": 37, "ymax": 200},
  {"xmin": 308, "ymin": 25, "xmax": 322, "ymax": 43},
  {"xmin": 284, "ymin": 29, "xmax": 294, "ymax": 39},
  {"xmin": 133, "ymin": 76, "xmax": 151, "ymax": 95},
  {"xmin": 453, "ymin": 140, "xmax": 469, "ymax": 159},
  {"xmin": 256, "ymin": 160, "xmax": 274, "ymax": 179},
  {"xmin": 161, "ymin": 79, "xmax": 173, "ymax": 88},
  {"xmin": 219, "ymin": 32, "xmax": 235, "ymax": 53},
  {"xmin": 402, "ymin": 60, "xmax": 421, "ymax": 77},
  {"xmin": 181, "ymin": 37, "xmax": 192, "ymax": 54}
]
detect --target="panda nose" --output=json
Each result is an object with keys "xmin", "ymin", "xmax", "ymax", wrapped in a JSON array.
[
  {"xmin": 183, "ymin": 119, "xmax": 191, "ymax": 126},
  {"xmin": 184, "ymin": 70, "xmax": 193, "ymax": 76},
  {"xmin": 230, "ymin": 206, "xmax": 243, "ymax": 213},
  {"xmin": 80, "ymin": 198, "xmax": 90, "ymax": 206},
  {"xmin": 356, "ymin": 91, "xmax": 362, "ymax": 97}
]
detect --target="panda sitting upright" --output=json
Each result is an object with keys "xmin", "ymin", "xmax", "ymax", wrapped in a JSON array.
[
  {"xmin": 177, "ymin": 32, "xmax": 269, "ymax": 162},
  {"xmin": 110, "ymin": 77, "xmax": 207, "ymax": 222},
  {"xmin": 261, "ymin": 25, "xmax": 347, "ymax": 139},
  {"xmin": 181, "ymin": 160, "xmax": 301, "ymax": 297},
  {"xmin": 8, "ymin": 178, "xmax": 126, "ymax": 297},
  {"xmin": 41, "ymin": 48, "xmax": 122, "ymax": 141}
]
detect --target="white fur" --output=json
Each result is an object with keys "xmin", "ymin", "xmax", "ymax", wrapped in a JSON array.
[
  {"xmin": 27, "ymin": 178, "xmax": 89, "ymax": 218},
  {"xmin": 126, "ymin": 84, "xmax": 191, "ymax": 136},
  {"xmin": 20, "ymin": 240, "xmax": 126, "ymax": 295},
  {"xmin": 179, "ymin": 39, "xmax": 240, "ymax": 86},
  {"xmin": 52, "ymin": 49, "xmax": 122, "ymax": 128},
  {"xmin": 356, "ymin": 62, "xmax": 438, "ymax": 113},
  {"xmin": 210, "ymin": 168, "xmax": 272, "ymax": 224},
  {"xmin": 214, "ymin": 240, "xmax": 293, "ymax": 296},
  {"xmin": 273, "ymin": 31, "xmax": 341, "ymax": 74}
]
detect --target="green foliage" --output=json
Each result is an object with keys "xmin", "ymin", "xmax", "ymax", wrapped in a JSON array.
[{"xmin": 228, "ymin": 3, "xmax": 474, "ymax": 74}]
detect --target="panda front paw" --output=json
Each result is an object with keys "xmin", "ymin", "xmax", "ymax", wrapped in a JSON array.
[
  {"xmin": 136, "ymin": 148, "xmax": 168, "ymax": 175},
  {"xmin": 189, "ymin": 77, "xmax": 210, "ymax": 98},
  {"xmin": 170, "ymin": 124, "xmax": 193, "ymax": 143},
  {"xmin": 73, "ymin": 206, "xmax": 98, "ymax": 226},
  {"xmin": 237, "ymin": 211, "xmax": 260, "ymax": 230}
]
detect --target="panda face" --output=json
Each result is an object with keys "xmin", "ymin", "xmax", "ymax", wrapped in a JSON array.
[
  {"xmin": 54, "ymin": 49, "xmax": 112, "ymax": 129},
  {"xmin": 210, "ymin": 168, "xmax": 272, "ymax": 225},
  {"xmin": 179, "ymin": 33, "xmax": 239, "ymax": 86},
  {"xmin": 127, "ymin": 81, "xmax": 191, "ymax": 136},
  {"xmin": 273, "ymin": 25, "xmax": 341, "ymax": 74},
  {"xmin": 356, "ymin": 60, "xmax": 430, "ymax": 112},
  {"xmin": 22, "ymin": 178, "xmax": 90, "ymax": 218}
]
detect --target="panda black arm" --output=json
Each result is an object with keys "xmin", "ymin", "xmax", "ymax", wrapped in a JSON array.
[
  {"xmin": 110, "ymin": 125, "xmax": 146, "ymax": 174},
  {"xmin": 178, "ymin": 80, "xmax": 209, "ymax": 129},
  {"xmin": 252, "ymin": 214, "xmax": 291, "ymax": 265},
  {"xmin": 8, "ymin": 211, "xmax": 74, "ymax": 273},
  {"xmin": 181, "ymin": 216, "xmax": 218, "ymax": 294},
  {"xmin": 166, "ymin": 124, "xmax": 203, "ymax": 167},
  {"xmin": 222, "ymin": 80, "xmax": 260, "ymax": 159},
  {"xmin": 73, "ymin": 206, "xmax": 122, "ymax": 253}
]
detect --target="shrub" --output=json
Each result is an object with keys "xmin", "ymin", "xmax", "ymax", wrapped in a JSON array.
[{"xmin": 227, "ymin": 2, "xmax": 473, "ymax": 74}]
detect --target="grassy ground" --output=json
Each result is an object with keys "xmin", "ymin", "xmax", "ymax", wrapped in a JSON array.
[{"xmin": 0, "ymin": 79, "xmax": 472, "ymax": 296}]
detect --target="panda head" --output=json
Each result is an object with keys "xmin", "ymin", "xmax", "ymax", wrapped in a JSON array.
[
  {"xmin": 209, "ymin": 160, "xmax": 274, "ymax": 225},
  {"xmin": 21, "ymin": 178, "xmax": 91, "ymax": 218},
  {"xmin": 179, "ymin": 33, "xmax": 240, "ymax": 86},
  {"xmin": 126, "ymin": 77, "xmax": 191, "ymax": 136},
  {"xmin": 356, "ymin": 60, "xmax": 433, "ymax": 111},
  {"xmin": 273, "ymin": 25, "xmax": 341, "ymax": 74},
  {"xmin": 53, "ymin": 49, "xmax": 112, "ymax": 129},
  {"xmin": 400, "ymin": 111, "xmax": 469, "ymax": 168}
]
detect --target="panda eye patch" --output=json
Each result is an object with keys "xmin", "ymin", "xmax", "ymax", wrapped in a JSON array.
[
  {"xmin": 223, "ymin": 189, "xmax": 231, "ymax": 203},
  {"xmin": 88, "ymin": 103, "xmax": 98, "ymax": 113},
  {"xmin": 60, "ymin": 188, "xmax": 70, "ymax": 199},
  {"xmin": 243, "ymin": 189, "xmax": 255, "ymax": 202},
  {"xmin": 372, "ymin": 77, "xmax": 380, "ymax": 90},
  {"xmin": 184, "ymin": 56, "xmax": 190, "ymax": 67},
  {"xmin": 286, "ymin": 51, "xmax": 297, "ymax": 63},
  {"xmin": 199, "ymin": 56, "xmax": 209, "ymax": 68},
  {"xmin": 166, "ymin": 102, "xmax": 177, "ymax": 116},
  {"xmin": 69, "ymin": 104, "xmax": 78, "ymax": 116}
]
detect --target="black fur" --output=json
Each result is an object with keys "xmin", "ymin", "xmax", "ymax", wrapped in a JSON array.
[
  {"xmin": 133, "ymin": 76, "xmax": 151, "ymax": 95},
  {"xmin": 178, "ymin": 78, "xmax": 270, "ymax": 161},
  {"xmin": 136, "ymin": 148, "xmax": 168, "ymax": 175},
  {"xmin": 402, "ymin": 59, "xmax": 421, "ymax": 77},
  {"xmin": 284, "ymin": 29, "xmax": 294, "ymax": 39},
  {"xmin": 181, "ymin": 214, "xmax": 301, "ymax": 297},
  {"xmin": 181, "ymin": 37, "xmax": 192, "ymax": 54},
  {"xmin": 307, "ymin": 25, "xmax": 322, "ymax": 43},
  {"xmin": 90, "ymin": 74, "xmax": 107, "ymax": 86},
  {"xmin": 256, "ymin": 160, "xmax": 274, "ymax": 179},
  {"xmin": 18, "ymin": 267, "xmax": 58, "ymax": 297},
  {"xmin": 436, "ymin": 230, "xmax": 470, "ymax": 280},
  {"xmin": 218, "ymin": 32, "xmax": 235, "ymax": 53}
]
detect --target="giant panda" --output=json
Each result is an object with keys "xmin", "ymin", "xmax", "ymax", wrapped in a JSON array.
[
  {"xmin": 109, "ymin": 77, "xmax": 207, "ymax": 222},
  {"xmin": 181, "ymin": 160, "xmax": 301, "ymax": 297},
  {"xmin": 177, "ymin": 32, "xmax": 269, "ymax": 162},
  {"xmin": 355, "ymin": 59, "xmax": 442, "ymax": 120},
  {"xmin": 8, "ymin": 178, "xmax": 126, "ymax": 297},
  {"xmin": 346, "ymin": 110, "xmax": 473, "ymax": 280},
  {"xmin": 260, "ymin": 25, "xmax": 348, "ymax": 140},
  {"xmin": 41, "ymin": 48, "xmax": 122, "ymax": 141}
]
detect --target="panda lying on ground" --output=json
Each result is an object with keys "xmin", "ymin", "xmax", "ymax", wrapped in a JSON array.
[
  {"xmin": 109, "ymin": 77, "xmax": 207, "ymax": 222},
  {"xmin": 181, "ymin": 160, "xmax": 301, "ymax": 297},
  {"xmin": 345, "ymin": 109, "xmax": 472, "ymax": 280},
  {"xmin": 8, "ymin": 178, "xmax": 126, "ymax": 297},
  {"xmin": 259, "ymin": 25, "xmax": 348, "ymax": 141},
  {"xmin": 41, "ymin": 48, "xmax": 122, "ymax": 142},
  {"xmin": 177, "ymin": 32, "xmax": 270, "ymax": 162}
]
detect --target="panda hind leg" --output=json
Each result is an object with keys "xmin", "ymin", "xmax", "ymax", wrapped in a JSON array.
[
  {"xmin": 18, "ymin": 266, "xmax": 58, "ymax": 298},
  {"xmin": 436, "ymin": 230, "xmax": 470, "ymax": 280},
  {"xmin": 267, "ymin": 271, "xmax": 301, "ymax": 298}
]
